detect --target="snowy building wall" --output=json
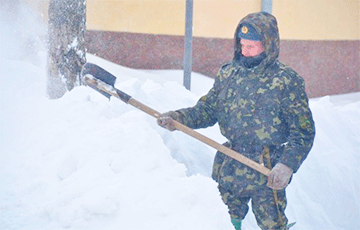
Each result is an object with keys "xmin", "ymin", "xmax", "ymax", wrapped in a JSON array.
[{"xmin": 22, "ymin": 0, "xmax": 360, "ymax": 98}]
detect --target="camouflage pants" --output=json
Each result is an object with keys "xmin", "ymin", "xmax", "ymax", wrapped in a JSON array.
[{"xmin": 212, "ymin": 149, "xmax": 288, "ymax": 230}]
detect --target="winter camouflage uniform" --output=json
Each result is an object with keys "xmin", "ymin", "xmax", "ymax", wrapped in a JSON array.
[{"xmin": 174, "ymin": 12, "xmax": 315, "ymax": 229}]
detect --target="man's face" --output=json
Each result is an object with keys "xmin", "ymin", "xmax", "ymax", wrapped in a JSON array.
[{"xmin": 240, "ymin": 39, "xmax": 264, "ymax": 57}]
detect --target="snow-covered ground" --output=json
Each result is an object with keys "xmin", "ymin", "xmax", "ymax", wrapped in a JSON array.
[{"xmin": 1, "ymin": 3, "xmax": 360, "ymax": 230}]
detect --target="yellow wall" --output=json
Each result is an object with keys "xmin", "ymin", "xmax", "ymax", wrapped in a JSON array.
[
  {"xmin": 87, "ymin": 0, "xmax": 186, "ymax": 35},
  {"xmin": 273, "ymin": 0, "xmax": 360, "ymax": 40},
  {"xmin": 86, "ymin": 0, "xmax": 263, "ymax": 38},
  {"xmin": 192, "ymin": 0, "xmax": 262, "ymax": 38},
  {"xmin": 86, "ymin": 0, "xmax": 359, "ymax": 40},
  {"xmin": 22, "ymin": 0, "xmax": 360, "ymax": 40}
]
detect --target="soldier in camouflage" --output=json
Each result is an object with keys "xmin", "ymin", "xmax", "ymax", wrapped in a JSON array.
[{"xmin": 158, "ymin": 12, "xmax": 315, "ymax": 230}]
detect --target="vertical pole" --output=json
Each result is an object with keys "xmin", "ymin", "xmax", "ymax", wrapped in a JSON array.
[
  {"xmin": 262, "ymin": 0, "xmax": 272, "ymax": 13},
  {"xmin": 183, "ymin": 0, "xmax": 193, "ymax": 91},
  {"xmin": 47, "ymin": 0, "xmax": 87, "ymax": 99}
]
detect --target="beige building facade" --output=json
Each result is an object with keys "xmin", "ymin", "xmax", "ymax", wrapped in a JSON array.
[
  {"xmin": 86, "ymin": 0, "xmax": 359, "ymax": 40},
  {"xmin": 24, "ymin": 0, "xmax": 360, "ymax": 97}
]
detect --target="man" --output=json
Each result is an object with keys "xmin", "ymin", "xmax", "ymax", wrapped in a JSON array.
[{"xmin": 158, "ymin": 12, "xmax": 315, "ymax": 230}]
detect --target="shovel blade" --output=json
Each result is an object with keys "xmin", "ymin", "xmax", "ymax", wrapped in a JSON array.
[
  {"xmin": 82, "ymin": 63, "xmax": 117, "ymax": 86},
  {"xmin": 81, "ymin": 63, "xmax": 117, "ymax": 99}
]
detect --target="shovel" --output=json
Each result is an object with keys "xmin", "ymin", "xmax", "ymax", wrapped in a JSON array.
[{"xmin": 81, "ymin": 63, "xmax": 271, "ymax": 176}]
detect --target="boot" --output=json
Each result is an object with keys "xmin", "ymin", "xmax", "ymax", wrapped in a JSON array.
[{"xmin": 231, "ymin": 218, "xmax": 242, "ymax": 230}]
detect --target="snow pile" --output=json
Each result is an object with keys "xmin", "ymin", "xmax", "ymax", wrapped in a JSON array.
[{"xmin": 1, "ymin": 2, "xmax": 360, "ymax": 230}]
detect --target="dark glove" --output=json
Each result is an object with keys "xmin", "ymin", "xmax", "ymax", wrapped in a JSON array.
[
  {"xmin": 267, "ymin": 163, "xmax": 293, "ymax": 190},
  {"xmin": 157, "ymin": 111, "xmax": 180, "ymax": 131}
]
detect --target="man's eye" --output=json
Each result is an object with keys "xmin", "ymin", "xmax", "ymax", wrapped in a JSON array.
[{"xmin": 241, "ymin": 45, "xmax": 253, "ymax": 49}]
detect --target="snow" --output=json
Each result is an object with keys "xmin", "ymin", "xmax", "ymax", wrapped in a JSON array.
[{"xmin": 1, "ymin": 3, "xmax": 360, "ymax": 230}]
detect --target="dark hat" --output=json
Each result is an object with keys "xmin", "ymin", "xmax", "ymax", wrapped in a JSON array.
[{"xmin": 237, "ymin": 23, "xmax": 261, "ymax": 41}]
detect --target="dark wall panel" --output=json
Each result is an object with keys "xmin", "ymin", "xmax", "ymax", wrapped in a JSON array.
[{"xmin": 86, "ymin": 30, "xmax": 359, "ymax": 98}]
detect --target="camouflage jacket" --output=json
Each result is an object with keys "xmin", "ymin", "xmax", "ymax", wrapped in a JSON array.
[{"xmin": 176, "ymin": 12, "xmax": 315, "ymax": 173}]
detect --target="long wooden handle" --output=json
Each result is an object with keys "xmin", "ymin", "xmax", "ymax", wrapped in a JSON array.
[
  {"xmin": 172, "ymin": 121, "xmax": 271, "ymax": 176},
  {"xmin": 131, "ymin": 99, "xmax": 270, "ymax": 176},
  {"xmin": 83, "ymin": 74, "xmax": 271, "ymax": 176}
]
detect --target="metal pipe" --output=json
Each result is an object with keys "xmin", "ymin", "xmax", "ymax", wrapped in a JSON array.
[
  {"xmin": 183, "ymin": 0, "xmax": 193, "ymax": 91},
  {"xmin": 262, "ymin": 0, "xmax": 272, "ymax": 13}
]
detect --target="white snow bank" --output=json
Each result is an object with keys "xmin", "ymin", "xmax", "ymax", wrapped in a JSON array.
[{"xmin": 1, "ymin": 3, "xmax": 360, "ymax": 230}]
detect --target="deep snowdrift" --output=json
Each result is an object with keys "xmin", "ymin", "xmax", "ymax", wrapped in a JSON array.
[{"xmin": 1, "ymin": 3, "xmax": 360, "ymax": 230}]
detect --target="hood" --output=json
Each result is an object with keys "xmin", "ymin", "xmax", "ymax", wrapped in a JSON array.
[{"xmin": 234, "ymin": 12, "xmax": 280, "ymax": 68}]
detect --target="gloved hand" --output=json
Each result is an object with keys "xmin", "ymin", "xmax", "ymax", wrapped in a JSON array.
[
  {"xmin": 157, "ymin": 111, "xmax": 180, "ymax": 131},
  {"xmin": 267, "ymin": 163, "xmax": 293, "ymax": 190}
]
